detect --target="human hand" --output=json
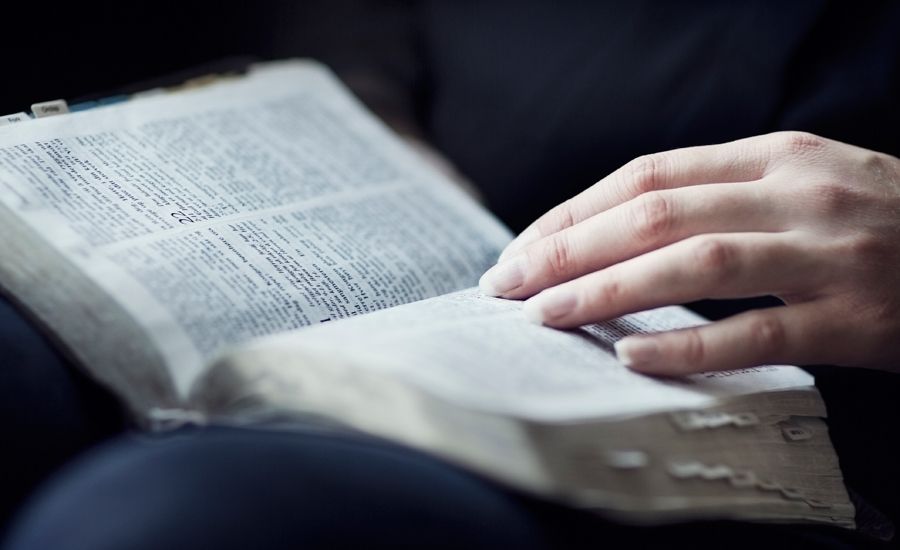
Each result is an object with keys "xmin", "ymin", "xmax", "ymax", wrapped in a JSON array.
[{"xmin": 479, "ymin": 132, "xmax": 900, "ymax": 375}]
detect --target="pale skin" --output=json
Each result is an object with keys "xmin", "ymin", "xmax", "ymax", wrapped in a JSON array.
[{"xmin": 479, "ymin": 131, "xmax": 900, "ymax": 376}]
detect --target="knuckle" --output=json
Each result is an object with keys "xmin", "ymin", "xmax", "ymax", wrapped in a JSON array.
[
  {"xmin": 869, "ymin": 299, "xmax": 900, "ymax": 329},
  {"xmin": 885, "ymin": 153, "xmax": 900, "ymax": 183},
  {"xmin": 691, "ymin": 237, "xmax": 737, "ymax": 280},
  {"xmin": 539, "ymin": 234, "xmax": 576, "ymax": 279},
  {"xmin": 679, "ymin": 328, "xmax": 707, "ymax": 368},
  {"xmin": 746, "ymin": 314, "xmax": 787, "ymax": 357},
  {"xmin": 862, "ymin": 152, "xmax": 900, "ymax": 203},
  {"xmin": 630, "ymin": 192, "xmax": 674, "ymax": 242},
  {"xmin": 806, "ymin": 181, "xmax": 857, "ymax": 215},
  {"xmin": 861, "ymin": 151, "xmax": 894, "ymax": 178},
  {"xmin": 870, "ymin": 304, "xmax": 900, "ymax": 355},
  {"xmin": 591, "ymin": 277, "xmax": 624, "ymax": 306},
  {"xmin": 775, "ymin": 131, "xmax": 828, "ymax": 156},
  {"xmin": 538, "ymin": 199, "xmax": 578, "ymax": 235},
  {"xmin": 842, "ymin": 232, "xmax": 886, "ymax": 265},
  {"xmin": 625, "ymin": 153, "xmax": 670, "ymax": 194}
]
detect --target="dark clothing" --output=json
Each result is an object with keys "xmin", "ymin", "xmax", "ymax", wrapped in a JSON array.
[
  {"xmin": 2, "ymin": 426, "xmax": 880, "ymax": 550},
  {"xmin": 419, "ymin": 1, "xmax": 900, "ymax": 232},
  {"xmin": 0, "ymin": 296, "xmax": 124, "ymax": 531}
]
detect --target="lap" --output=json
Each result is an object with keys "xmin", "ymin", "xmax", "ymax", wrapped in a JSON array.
[
  {"xmin": 0, "ymin": 294, "xmax": 124, "ymax": 528},
  {"xmin": 1, "ymin": 426, "xmax": 880, "ymax": 550}
]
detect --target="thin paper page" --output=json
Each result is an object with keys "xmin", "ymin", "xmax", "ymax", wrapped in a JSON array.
[
  {"xmin": 0, "ymin": 62, "xmax": 511, "ymax": 398},
  {"xmin": 246, "ymin": 288, "xmax": 815, "ymax": 420}
]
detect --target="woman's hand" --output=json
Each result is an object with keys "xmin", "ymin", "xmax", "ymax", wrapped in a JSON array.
[{"xmin": 479, "ymin": 132, "xmax": 900, "ymax": 375}]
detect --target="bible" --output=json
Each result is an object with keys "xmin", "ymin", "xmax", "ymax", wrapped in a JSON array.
[{"xmin": 0, "ymin": 60, "xmax": 854, "ymax": 527}]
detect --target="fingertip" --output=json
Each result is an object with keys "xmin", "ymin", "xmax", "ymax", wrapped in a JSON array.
[
  {"xmin": 615, "ymin": 336, "xmax": 663, "ymax": 372},
  {"xmin": 522, "ymin": 287, "xmax": 578, "ymax": 327},
  {"xmin": 478, "ymin": 259, "xmax": 526, "ymax": 297},
  {"xmin": 478, "ymin": 270, "xmax": 502, "ymax": 297},
  {"xmin": 522, "ymin": 299, "xmax": 546, "ymax": 325}
]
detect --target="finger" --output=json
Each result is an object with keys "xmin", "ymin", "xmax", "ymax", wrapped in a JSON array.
[
  {"xmin": 614, "ymin": 301, "xmax": 841, "ymax": 375},
  {"xmin": 481, "ymin": 182, "xmax": 789, "ymax": 299},
  {"xmin": 521, "ymin": 232, "xmax": 820, "ymax": 328},
  {"xmin": 499, "ymin": 136, "xmax": 774, "ymax": 260}
]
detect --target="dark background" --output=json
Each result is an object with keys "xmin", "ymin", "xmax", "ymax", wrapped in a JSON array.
[{"xmin": 0, "ymin": 1, "xmax": 412, "ymax": 113}]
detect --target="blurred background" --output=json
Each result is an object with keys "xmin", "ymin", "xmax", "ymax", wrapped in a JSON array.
[{"xmin": 0, "ymin": 1, "xmax": 413, "ymax": 112}]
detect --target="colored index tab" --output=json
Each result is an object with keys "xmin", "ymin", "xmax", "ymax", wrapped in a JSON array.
[
  {"xmin": 0, "ymin": 112, "xmax": 31, "ymax": 126},
  {"xmin": 31, "ymin": 99, "xmax": 69, "ymax": 118}
]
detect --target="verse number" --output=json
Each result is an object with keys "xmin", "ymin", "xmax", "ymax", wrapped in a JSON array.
[{"xmin": 171, "ymin": 210, "xmax": 196, "ymax": 225}]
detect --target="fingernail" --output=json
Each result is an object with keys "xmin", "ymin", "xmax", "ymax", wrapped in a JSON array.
[
  {"xmin": 479, "ymin": 258, "xmax": 526, "ymax": 296},
  {"xmin": 614, "ymin": 337, "xmax": 660, "ymax": 369},
  {"xmin": 498, "ymin": 227, "xmax": 539, "ymax": 263},
  {"xmin": 522, "ymin": 288, "xmax": 577, "ymax": 324}
]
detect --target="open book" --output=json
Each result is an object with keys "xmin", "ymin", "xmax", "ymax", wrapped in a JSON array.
[{"xmin": 0, "ymin": 61, "xmax": 854, "ymax": 527}]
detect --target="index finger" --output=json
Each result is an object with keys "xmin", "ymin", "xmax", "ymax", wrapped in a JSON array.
[{"xmin": 498, "ymin": 136, "xmax": 773, "ymax": 261}]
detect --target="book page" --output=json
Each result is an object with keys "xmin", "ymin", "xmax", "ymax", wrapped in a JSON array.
[
  {"xmin": 200, "ymin": 289, "xmax": 851, "ymax": 526},
  {"xmin": 0, "ymin": 62, "xmax": 511, "ymax": 409},
  {"xmin": 227, "ymin": 288, "xmax": 817, "ymax": 421}
]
